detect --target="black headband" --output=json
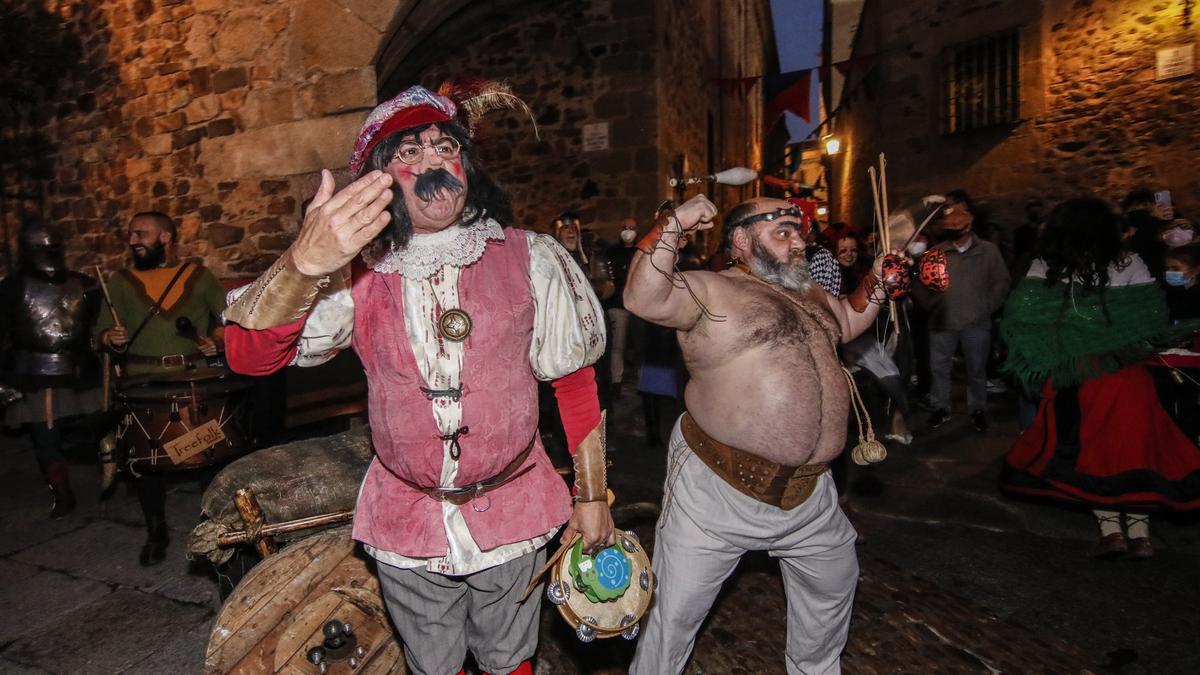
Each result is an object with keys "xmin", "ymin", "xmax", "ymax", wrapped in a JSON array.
[{"xmin": 729, "ymin": 206, "xmax": 804, "ymax": 231}]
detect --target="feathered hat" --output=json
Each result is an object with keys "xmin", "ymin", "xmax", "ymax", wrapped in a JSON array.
[{"xmin": 349, "ymin": 80, "xmax": 537, "ymax": 176}]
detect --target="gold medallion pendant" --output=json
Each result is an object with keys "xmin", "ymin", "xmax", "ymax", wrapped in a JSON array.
[{"xmin": 438, "ymin": 309, "xmax": 473, "ymax": 342}]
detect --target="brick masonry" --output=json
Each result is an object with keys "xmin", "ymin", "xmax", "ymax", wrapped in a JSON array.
[{"xmin": 829, "ymin": 0, "xmax": 1200, "ymax": 231}]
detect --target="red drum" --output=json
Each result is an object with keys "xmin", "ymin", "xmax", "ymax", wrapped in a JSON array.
[{"xmin": 114, "ymin": 367, "xmax": 253, "ymax": 473}]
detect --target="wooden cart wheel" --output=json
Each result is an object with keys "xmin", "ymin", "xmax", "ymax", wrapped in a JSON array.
[{"xmin": 205, "ymin": 526, "xmax": 406, "ymax": 674}]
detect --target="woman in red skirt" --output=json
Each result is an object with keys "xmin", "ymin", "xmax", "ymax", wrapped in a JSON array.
[{"xmin": 1001, "ymin": 197, "xmax": 1200, "ymax": 559}]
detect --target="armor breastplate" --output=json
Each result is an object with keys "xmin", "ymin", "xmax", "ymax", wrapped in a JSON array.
[{"xmin": 1, "ymin": 273, "xmax": 99, "ymax": 386}]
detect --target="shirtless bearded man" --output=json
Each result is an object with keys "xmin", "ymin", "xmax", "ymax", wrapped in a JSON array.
[{"xmin": 625, "ymin": 196, "xmax": 894, "ymax": 674}]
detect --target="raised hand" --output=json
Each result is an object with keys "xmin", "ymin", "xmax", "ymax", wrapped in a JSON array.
[
  {"xmin": 291, "ymin": 170, "xmax": 395, "ymax": 276},
  {"xmin": 670, "ymin": 194, "xmax": 718, "ymax": 232}
]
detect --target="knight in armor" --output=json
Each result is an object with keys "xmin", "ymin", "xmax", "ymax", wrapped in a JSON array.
[
  {"xmin": 0, "ymin": 219, "xmax": 103, "ymax": 518},
  {"xmin": 94, "ymin": 211, "xmax": 228, "ymax": 566}
]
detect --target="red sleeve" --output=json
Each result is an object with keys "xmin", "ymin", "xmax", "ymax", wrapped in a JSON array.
[
  {"xmin": 551, "ymin": 366, "xmax": 602, "ymax": 454},
  {"xmin": 225, "ymin": 318, "xmax": 305, "ymax": 376}
]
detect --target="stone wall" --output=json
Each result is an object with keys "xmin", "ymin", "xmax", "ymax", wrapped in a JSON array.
[
  {"xmin": 829, "ymin": 0, "xmax": 1199, "ymax": 233},
  {"xmin": 3, "ymin": 0, "xmax": 402, "ymax": 278},
  {"xmin": 420, "ymin": 0, "xmax": 772, "ymax": 246},
  {"xmin": 418, "ymin": 0, "xmax": 663, "ymax": 237},
  {"xmin": 3, "ymin": 0, "xmax": 771, "ymax": 278}
]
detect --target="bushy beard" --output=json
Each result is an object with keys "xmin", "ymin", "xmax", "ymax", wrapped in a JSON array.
[
  {"xmin": 132, "ymin": 240, "xmax": 166, "ymax": 270},
  {"xmin": 749, "ymin": 235, "xmax": 811, "ymax": 291}
]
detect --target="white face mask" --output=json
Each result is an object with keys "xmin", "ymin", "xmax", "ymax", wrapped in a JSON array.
[
  {"xmin": 907, "ymin": 241, "xmax": 928, "ymax": 256},
  {"xmin": 619, "ymin": 229, "xmax": 637, "ymax": 243},
  {"xmin": 1163, "ymin": 227, "xmax": 1194, "ymax": 248}
]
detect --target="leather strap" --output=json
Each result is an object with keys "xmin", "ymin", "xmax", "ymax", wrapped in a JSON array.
[
  {"xmin": 223, "ymin": 249, "xmax": 330, "ymax": 329},
  {"xmin": 636, "ymin": 221, "xmax": 665, "ymax": 254},
  {"xmin": 124, "ymin": 262, "xmax": 192, "ymax": 351},
  {"xmin": 572, "ymin": 411, "xmax": 608, "ymax": 502},
  {"xmin": 680, "ymin": 412, "xmax": 827, "ymax": 510},
  {"xmin": 122, "ymin": 352, "xmax": 201, "ymax": 369},
  {"xmin": 848, "ymin": 270, "xmax": 881, "ymax": 313},
  {"xmin": 394, "ymin": 434, "xmax": 537, "ymax": 506}
]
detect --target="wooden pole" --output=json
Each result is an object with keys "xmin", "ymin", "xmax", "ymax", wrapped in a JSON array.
[
  {"xmin": 233, "ymin": 488, "xmax": 278, "ymax": 558},
  {"xmin": 879, "ymin": 153, "xmax": 891, "ymax": 251},
  {"xmin": 867, "ymin": 166, "xmax": 884, "ymax": 257},
  {"xmin": 94, "ymin": 265, "xmax": 122, "ymax": 328},
  {"xmin": 218, "ymin": 509, "xmax": 354, "ymax": 548}
]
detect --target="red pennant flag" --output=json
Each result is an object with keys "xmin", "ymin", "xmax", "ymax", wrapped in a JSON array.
[{"xmin": 764, "ymin": 69, "xmax": 812, "ymax": 124}]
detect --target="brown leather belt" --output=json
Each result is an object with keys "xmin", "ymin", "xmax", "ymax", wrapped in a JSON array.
[
  {"xmin": 681, "ymin": 412, "xmax": 828, "ymax": 510},
  {"xmin": 396, "ymin": 435, "xmax": 537, "ymax": 506},
  {"xmin": 122, "ymin": 353, "xmax": 201, "ymax": 369}
]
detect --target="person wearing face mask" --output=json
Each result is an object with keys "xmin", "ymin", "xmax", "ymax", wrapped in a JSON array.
[
  {"xmin": 911, "ymin": 190, "xmax": 1011, "ymax": 432},
  {"xmin": 1121, "ymin": 187, "xmax": 1171, "ymax": 280},
  {"xmin": 1161, "ymin": 218, "xmax": 1196, "ymax": 251},
  {"xmin": 1001, "ymin": 197, "xmax": 1200, "ymax": 559},
  {"xmin": 1163, "ymin": 244, "xmax": 1200, "ymax": 322}
]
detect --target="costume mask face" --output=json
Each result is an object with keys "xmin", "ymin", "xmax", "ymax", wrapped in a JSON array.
[{"xmin": 387, "ymin": 125, "xmax": 468, "ymax": 235}]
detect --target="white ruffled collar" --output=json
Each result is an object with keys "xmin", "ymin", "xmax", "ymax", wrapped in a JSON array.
[{"xmin": 371, "ymin": 218, "xmax": 505, "ymax": 279}]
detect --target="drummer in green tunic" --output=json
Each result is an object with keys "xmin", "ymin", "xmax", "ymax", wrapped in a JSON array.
[{"xmin": 95, "ymin": 211, "xmax": 228, "ymax": 565}]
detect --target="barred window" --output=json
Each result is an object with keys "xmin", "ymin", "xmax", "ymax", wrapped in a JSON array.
[{"xmin": 940, "ymin": 29, "xmax": 1020, "ymax": 134}]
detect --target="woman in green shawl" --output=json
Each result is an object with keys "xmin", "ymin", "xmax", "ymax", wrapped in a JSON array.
[{"xmin": 1001, "ymin": 197, "xmax": 1200, "ymax": 560}]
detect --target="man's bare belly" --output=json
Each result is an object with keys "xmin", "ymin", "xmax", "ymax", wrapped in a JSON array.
[{"xmin": 680, "ymin": 279, "xmax": 848, "ymax": 466}]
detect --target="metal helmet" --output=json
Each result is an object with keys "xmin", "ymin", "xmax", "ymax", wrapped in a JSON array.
[{"xmin": 18, "ymin": 219, "xmax": 67, "ymax": 280}]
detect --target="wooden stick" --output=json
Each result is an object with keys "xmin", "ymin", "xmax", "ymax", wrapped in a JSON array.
[
  {"xmin": 218, "ymin": 509, "xmax": 354, "ymax": 547},
  {"xmin": 879, "ymin": 154, "xmax": 891, "ymax": 251},
  {"xmin": 232, "ymin": 488, "xmax": 278, "ymax": 558},
  {"xmin": 900, "ymin": 203, "xmax": 946, "ymax": 252},
  {"xmin": 867, "ymin": 166, "xmax": 884, "ymax": 257},
  {"xmin": 94, "ymin": 265, "xmax": 123, "ymax": 328}
]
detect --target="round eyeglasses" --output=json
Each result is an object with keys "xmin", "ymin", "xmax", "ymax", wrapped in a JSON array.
[{"xmin": 392, "ymin": 137, "xmax": 461, "ymax": 165}]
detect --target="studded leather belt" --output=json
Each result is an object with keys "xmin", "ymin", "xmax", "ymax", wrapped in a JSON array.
[{"xmin": 681, "ymin": 412, "xmax": 827, "ymax": 510}]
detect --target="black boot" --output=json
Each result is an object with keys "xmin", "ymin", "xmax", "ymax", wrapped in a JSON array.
[
  {"xmin": 139, "ymin": 514, "xmax": 170, "ymax": 567},
  {"xmin": 44, "ymin": 461, "xmax": 76, "ymax": 519},
  {"xmin": 137, "ymin": 475, "xmax": 170, "ymax": 566}
]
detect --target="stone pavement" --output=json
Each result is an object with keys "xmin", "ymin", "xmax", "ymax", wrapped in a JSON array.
[{"xmin": 1, "ymin": 382, "xmax": 1197, "ymax": 674}]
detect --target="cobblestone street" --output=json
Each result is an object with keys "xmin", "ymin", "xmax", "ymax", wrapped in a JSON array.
[{"xmin": 1, "ymin": 388, "xmax": 1197, "ymax": 674}]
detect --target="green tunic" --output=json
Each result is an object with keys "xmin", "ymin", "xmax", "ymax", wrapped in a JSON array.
[{"xmin": 95, "ymin": 262, "xmax": 227, "ymax": 376}]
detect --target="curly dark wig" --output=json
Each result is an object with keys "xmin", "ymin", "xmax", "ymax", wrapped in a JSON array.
[
  {"xmin": 361, "ymin": 120, "xmax": 513, "ymax": 252},
  {"xmin": 1038, "ymin": 197, "xmax": 1124, "ymax": 292}
]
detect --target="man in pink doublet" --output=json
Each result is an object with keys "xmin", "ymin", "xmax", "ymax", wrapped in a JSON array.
[{"xmin": 221, "ymin": 84, "xmax": 612, "ymax": 675}]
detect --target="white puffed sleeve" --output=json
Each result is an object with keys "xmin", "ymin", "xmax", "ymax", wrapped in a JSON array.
[
  {"xmin": 526, "ymin": 232, "xmax": 607, "ymax": 381},
  {"xmin": 223, "ymin": 266, "xmax": 355, "ymax": 368}
]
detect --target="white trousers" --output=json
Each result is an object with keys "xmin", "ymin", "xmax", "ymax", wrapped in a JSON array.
[{"xmin": 630, "ymin": 416, "xmax": 859, "ymax": 675}]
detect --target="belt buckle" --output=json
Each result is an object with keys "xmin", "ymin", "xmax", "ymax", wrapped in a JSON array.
[{"xmin": 161, "ymin": 354, "xmax": 186, "ymax": 369}]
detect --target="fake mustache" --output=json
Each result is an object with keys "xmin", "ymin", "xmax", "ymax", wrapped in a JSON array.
[{"xmin": 414, "ymin": 168, "xmax": 465, "ymax": 203}]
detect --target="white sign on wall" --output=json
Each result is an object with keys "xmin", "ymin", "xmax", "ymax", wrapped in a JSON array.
[
  {"xmin": 582, "ymin": 122, "xmax": 610, "ymax": 152},
  {"xmin": 1156, "ymin": 44, "xmax": 1195, "ymax": 81}
]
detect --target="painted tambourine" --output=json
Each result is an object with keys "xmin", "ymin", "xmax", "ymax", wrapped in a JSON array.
[{"xmin": 546, "ymin": 529, "xmax": 655, "ymax": 642}]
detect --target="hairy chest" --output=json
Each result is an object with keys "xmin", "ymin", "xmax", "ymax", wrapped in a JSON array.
[{"xmin": 737, "ymin": 287, "xmax": 840, "ymax": 350}]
